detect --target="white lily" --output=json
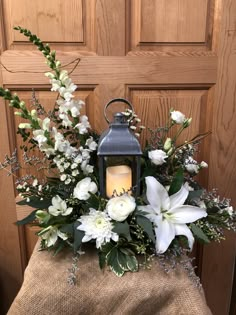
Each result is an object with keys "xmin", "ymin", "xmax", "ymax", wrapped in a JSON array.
[
  {"xmin": 139, "ymin": 176, "xmax": 207, "ymax": 254},
  {"xmin": 48, "ymin": 195, "xmax": 73, "ymax": 216}
]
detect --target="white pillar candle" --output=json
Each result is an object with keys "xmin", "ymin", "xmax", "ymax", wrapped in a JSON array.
[{"xmin": 106, "ymin": 165, "xmax": 132, "ymax": 198}]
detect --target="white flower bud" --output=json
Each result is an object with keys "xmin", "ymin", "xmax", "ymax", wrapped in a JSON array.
[
  {"xmin": 183, "ymin": 118, "xmax": 192, "ymax": 128},
  {"xmin": 45, "ymin": 72, "xmax": 55, "ymax": 79},
  {"xmin": 60, "ymin": 174, "xmax": 67, "ymax": 181},
  {"xmin": 14, "ymin": 111, "xmax": 23, "ymax": 117},
  {"xmin": 31, "ymin": 109, "xmax": 38, "ymax": 119},
  {"xmin": 164, "ymin": 138, "xmax": 172, "ymax": 151},
  {"xmin": 200, "ymin": 161, "xmax": 208, "ymax": 168},
  {"xmin": 19, "ymin": 101, "xmax": 26, "ymax": 109},
  {"xmin": 19, "ymin": 123, "xmax": 32, "ymax": 129},
  {"xmin": 55, "ymin": 60, "xmax": 61, "ymax": 68}
]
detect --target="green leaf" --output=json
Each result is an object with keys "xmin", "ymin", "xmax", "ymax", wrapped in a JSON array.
[
  {"xmin": 119, "ymin": 247, "xmax": 135, "ymax": 256},
  {"xmin": 73, "ymin": 222, "xmax": 84, "ymax": 253},
  {"xmin": 98, "ymin": 251, "xmax": 106, "ymax": 270},
  {"xmin": 87, "ymin": 193, "xmax": 100, "ymax": 209},
  {"xmin": 106, "ymin": 247, "xmax": 117, "ymax": 266},
  {"xmin": 169, "ymin": 168, "xmax": 184, "ymax": 196},
  {"xmin": 107, "ymin": 248, "xmax": 125, "ymax": 277},
  {"xmin": 126, "ymin": 255, "xmax": 138, "ymax": 272},
  {"xmin": 16, "ymin": 210, "xmax": 37, "ymax": 225},
  {"xmin": 136, "ymin": 215, "xmax": 155, "ymax": 243},
  {"xmin": 117, "ymin": 250, "xmax": 129, "ymax": 271},
  {"xmin": 188, "ymin": 190, "xmax": 203, "ymax": 201},
  {"xmin": 113, "ymin": 221, "xmax": 132, "ymax": 241},
  {"xmin": 53, "ymin": 241, "xmax": 66, "ymax": 256},
  {"xmin": 60, "ymin": 223, "xmax": 74, "ymax": 235},
  {"xmin": 190, "ymin": 223, "xmax": 210, "ymax": 244},
  {"xmin": 17, "ymin": 197, "xmax": 51, "ymax": 210}
]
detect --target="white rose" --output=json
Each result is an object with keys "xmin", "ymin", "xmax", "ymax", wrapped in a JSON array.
[
  {"xmin": 185, "ymin": 163, "xmax": 199, "ymax": 174},
  {"xmin": 171, "ymin": 111, "xmax": 186, "ymax": 124},
  {"xmin": 200, "ymin": 161, "xmax": 208, "ymax": 168},
  {"xmin": 148, "ymin": 149, "xmax": 168, "ymax": 166},
  {"xmin": 73, "ymin": 177, "xmax": 97, "ymax": 200},
  {"xmin": 106, "ymin": 195, "xmax": 136, "ymax": 222}
]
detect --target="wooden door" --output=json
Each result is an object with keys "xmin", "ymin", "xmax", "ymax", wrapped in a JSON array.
[{"xmin": 0, "ymin": 1, "xmax": 235, "ymax": 314}]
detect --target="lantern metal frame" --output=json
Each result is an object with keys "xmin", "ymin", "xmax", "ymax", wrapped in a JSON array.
[{"xmin": 97, "ymin": 98, "xmax": 142, "ymax": 198}]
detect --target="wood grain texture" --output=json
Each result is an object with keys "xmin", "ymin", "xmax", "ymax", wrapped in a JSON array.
[
  {"xmin": 1, "ymin": 53, "xmax": 217, "ymax": 85},
  {"xmin": 4, "ymin": 0, "xmax": 84, "ymax": 43},
  {"xmin": 86, "ymin": 84, "xmax": 125, "ymax": 133},
  {"xmin": 2, "ymin": 0, "xmax": 97, "ymax": 53},
  {"xmin": 140, "ymin": 0, "xmax": 208, "ymax": 43},
  {"xmin": 201, "ymin": 0, "xmax": 236, "ymax": 314},
  {"xmin": 0, "ymin": 74, "xmax": 23, "ymax": 315},
  {"xmin": 129, "ymin": 0, "xmax": 220, "ymax": 53},
  {"xmin": 96, "ymin": 0, "xmax": 125, "ymax": 55},
  {"xmin": 0, "ymin": 1, "xmax": 6, "ymax": 54}
]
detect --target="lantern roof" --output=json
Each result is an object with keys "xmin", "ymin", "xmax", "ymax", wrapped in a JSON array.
[{"xmin": 97, "ymin": 113, "xmax": 142, "ymax": 156}]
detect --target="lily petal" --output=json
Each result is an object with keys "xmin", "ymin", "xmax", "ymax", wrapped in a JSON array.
[
  {"xmin": 145, "ymin": 176, "xmax": 170, "ymax": 211},
  {"xmin": 170, "ymin": 205, "xmax": 207, "ymax": 224},
  {"xmin": 174, "ymin": 224, "xmax": 194, "ymax": 250},
  {"xmin": 169, "ymin": 185, "xmax": 189, "ymax": 209},
  {"xmin": 154, "ymin": 218, "xmax": 175, "ymax": 254}
]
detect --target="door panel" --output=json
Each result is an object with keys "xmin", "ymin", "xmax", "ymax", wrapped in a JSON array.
[{"xmin": 0, "ymin": 1, "xmax": 235, "ymax": 314}]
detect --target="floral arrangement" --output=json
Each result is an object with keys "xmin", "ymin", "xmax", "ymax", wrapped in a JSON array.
[{"xmin": 0, "ymin": 27, "xmax": 235, "ymax": 278}]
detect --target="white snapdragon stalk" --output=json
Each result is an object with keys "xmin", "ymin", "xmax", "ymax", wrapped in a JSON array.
[
  {"xmin": 77, "ymin": 209, "xmax": 119, "ymax": 248},
  {"xmin": 148, "ymin": 149, "xmax": 168, "ymax": 166},
  {"xmin": 75, "ymin": 115, "xmax": 91, "ymax": 134},
  {"xmin": 73, "ymin": 177, "xmax": 98, "ymax": 200},
  {"xmin": 48, "ymin": 195, "xmax": 73, "ymax": 216},
  {"xmin": 85, "ymin": 137, "xmax": 98, "ymax": 151},
  {"xmin": 138, "ymin": 176, "xmax": 207, "ymax": 254},
  {"xmin": 106, "ymin": 195, "xmax": 136, "ymax": 222}
]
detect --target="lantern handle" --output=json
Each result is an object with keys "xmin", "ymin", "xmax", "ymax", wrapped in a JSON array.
[{"xmin": 104, "ymin": 98, "xmax": 134, "ymax": 124}]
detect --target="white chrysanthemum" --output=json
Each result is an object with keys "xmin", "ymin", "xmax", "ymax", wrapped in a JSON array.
[
  {"xmin": 78, "ymin": 209, "xmax": 119, "ymax": 248},
  {"xmin": 48, "ymin": 195, "xmax": 73, "ymax": 216}
]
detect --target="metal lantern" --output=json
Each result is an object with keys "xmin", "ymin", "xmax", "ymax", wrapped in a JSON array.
[{"xmin": 97, "ymin": 98, "xmax": 142, "ymax": 198}]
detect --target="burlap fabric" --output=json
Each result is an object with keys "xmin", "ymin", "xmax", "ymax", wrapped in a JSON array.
[{"xmin": 8, "ymin": 241, "xmax": 212, "ymax": 315}]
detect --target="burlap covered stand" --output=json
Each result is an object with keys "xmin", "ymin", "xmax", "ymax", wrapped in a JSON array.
[{"xmin": 8, "ymin": 241, "xmax": 212, "ymax": 315}]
